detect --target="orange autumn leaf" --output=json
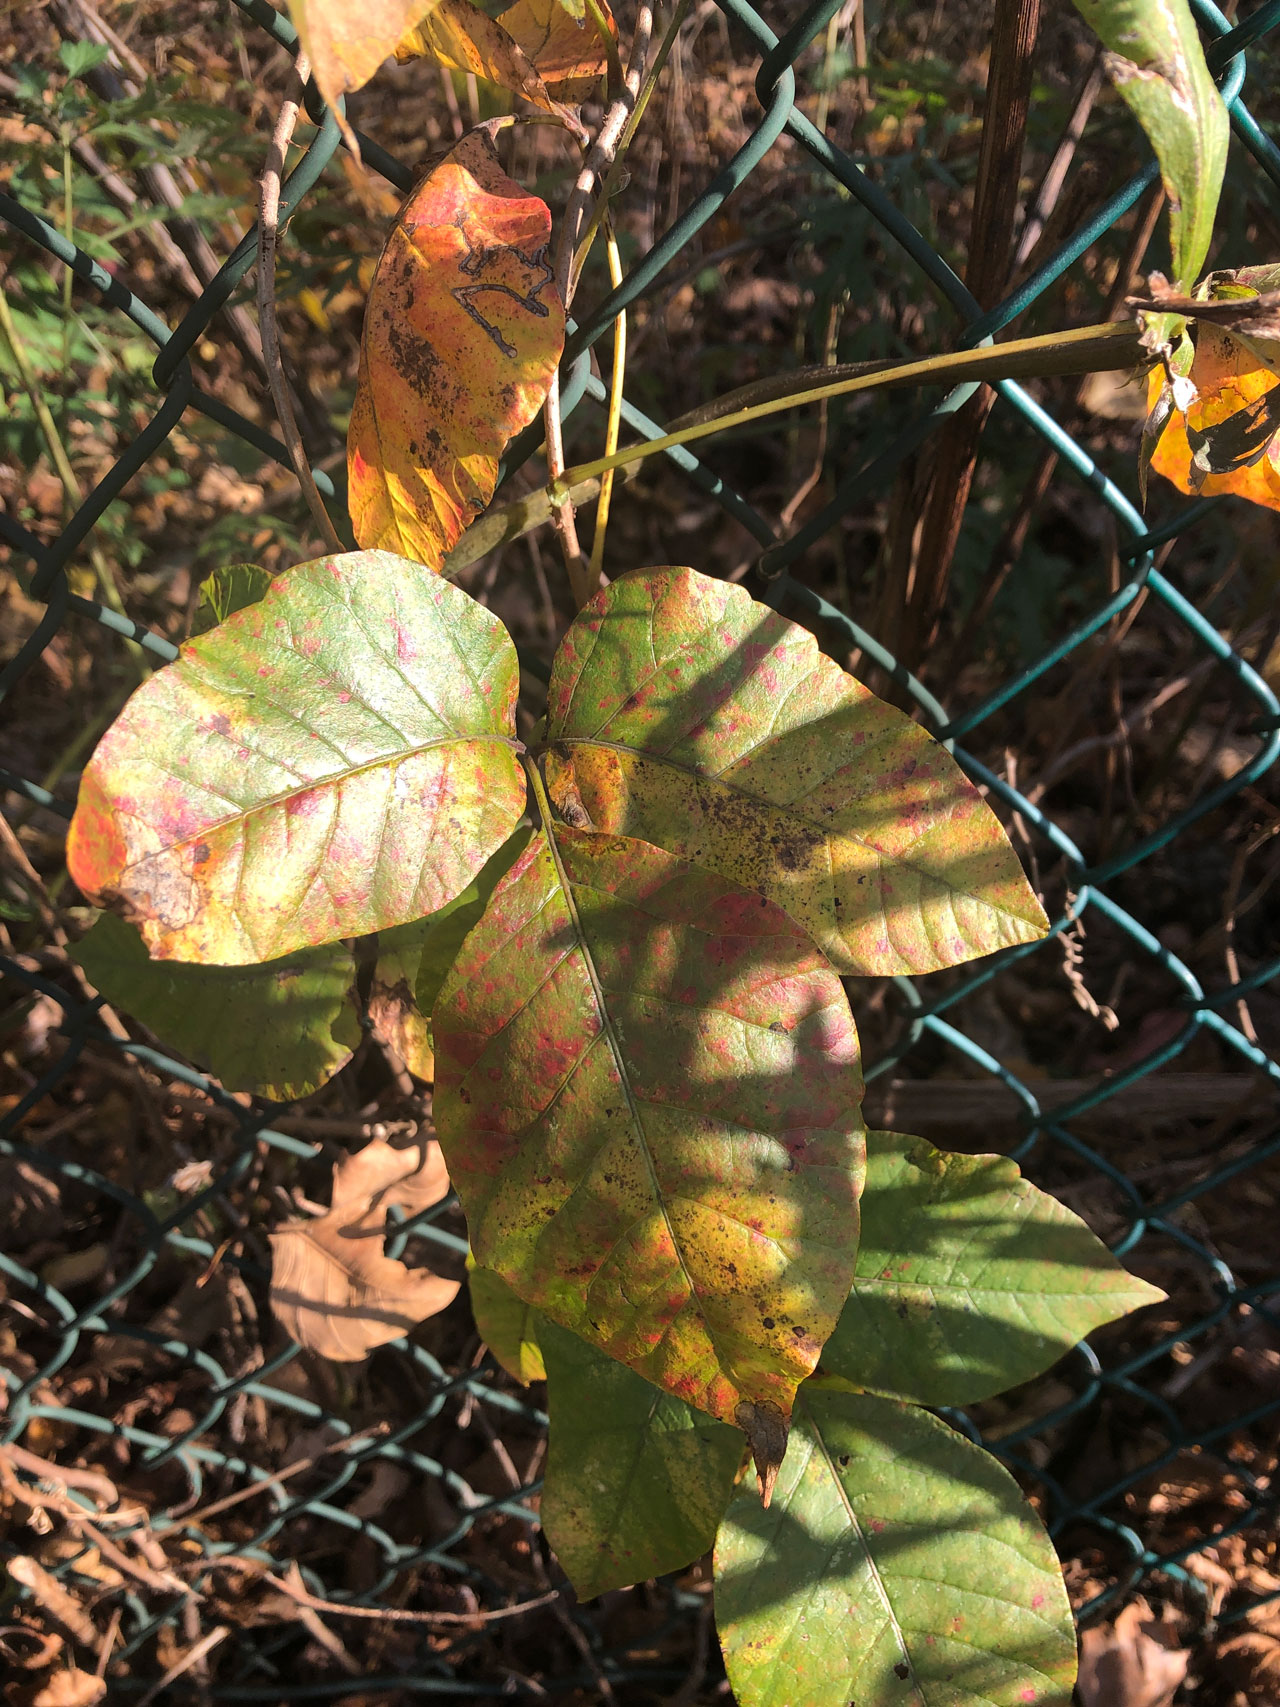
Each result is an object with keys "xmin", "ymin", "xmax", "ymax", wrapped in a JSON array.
[
  {"xmin": 1145, "ymin": 328, "xmax": 1280, "ymax": 510},
  {"xmin": 347, "ymin": 129, "xmax": 565, "ymax": 568},
  {"xmin": 394, "ymin": 0, "xmax": 611, "ymax": 108},
  {"xmin": 493, "ymin": 0, "xmax": 613, "ymax": 100},
  {"xmin": 290, "ymin": 0, "xmax": 443, "ymax": 154},
  {"xmin": 1141, "ymin": 266, "xmax": 1280, "ymax": 511}
]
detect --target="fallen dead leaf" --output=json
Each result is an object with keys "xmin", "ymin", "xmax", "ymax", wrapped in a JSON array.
[
  {"xmin": 269, "ymin": 1138, "xmax": 458, "ymax": 1361},
  {"xmin": 6, "ymin": 1670, "xmax": 108, "ymax": 1707},
  {"xmin": 1078, "ymin": 1599, "xmax": 1191, "ymax": 1707}
]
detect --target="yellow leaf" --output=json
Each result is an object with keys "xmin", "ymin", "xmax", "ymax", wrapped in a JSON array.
[
  {"xmin": 393, "ymin": 0, "xmax": 606, "ymax": 112},
  {"xmin": 1141, "ymin": 266, "xmax": 1280, "ymax": 511}
]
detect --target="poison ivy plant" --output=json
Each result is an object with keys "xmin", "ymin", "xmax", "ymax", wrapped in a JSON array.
[
  {"xmin": 66, "ymin": 31, "xmax": 1170, "ymax": 1696},
  {"xmin": 818, "ymin": 1130, "xmax": 1163, "ymax": 1406},
  {"xmin": 715, "ymin": 1390, "xmax": 1078, "ymax": 1707}
]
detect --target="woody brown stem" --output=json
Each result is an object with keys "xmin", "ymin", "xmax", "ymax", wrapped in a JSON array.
[{"xmin": 897, "ymin": 0, "xmax": 1042, "ymax": 667}]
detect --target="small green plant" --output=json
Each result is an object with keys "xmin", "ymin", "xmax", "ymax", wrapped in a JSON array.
[{"xmin": 65, "ymin": 0, "xmax": 1275, "ymax": 1696}]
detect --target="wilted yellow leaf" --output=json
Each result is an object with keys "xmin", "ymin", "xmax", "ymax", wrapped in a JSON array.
[
  {"xmin": 501, "ymin": 0, "xmax": 614, "ymax": 99},
  {"xmin": 269, "ymin": 1137, "xmax": 458, "ymax": 1360}
]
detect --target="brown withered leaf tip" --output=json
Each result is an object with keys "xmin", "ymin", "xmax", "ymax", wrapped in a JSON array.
[{"xmin": 735, "ymin": 1398, "xmax": 790, "ymax": 1508}]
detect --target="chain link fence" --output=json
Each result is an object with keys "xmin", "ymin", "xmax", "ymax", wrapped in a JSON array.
[{"xmin": 2, "ymin": 0, "xmax": 1279, "ymax": 1696}]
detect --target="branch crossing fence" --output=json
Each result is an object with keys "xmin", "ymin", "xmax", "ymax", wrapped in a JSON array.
[{"xmin": 2, "ymin": 0, "xmax": 1279, "ymax": 1696}]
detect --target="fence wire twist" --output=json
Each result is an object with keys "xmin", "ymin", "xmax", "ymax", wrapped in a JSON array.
[{"xmin": 2, "ymin": 0, "xmax": 1280, "ymax": 1696}]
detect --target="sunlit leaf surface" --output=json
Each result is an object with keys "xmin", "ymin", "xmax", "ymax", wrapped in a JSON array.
[
  {"xmin": 394, "ymin": 0, "xmax": 607, "ymax": 112},
  {"xmin": 270, "ymin": 1137, "xmax": 457, "ymax": 1360},
  {"xmin": 820, "ymin": 1131, "xmax": 1165, "ymax": 1405},
  {"xmin": 290, "ymin": 0, "xmax": 443, "ymax": 152},
  {"xmin": 545, "ymin": 568, "xmax": 1047, "ymax": 976},
  {"xmin": 1145, "ymin": 323, "xmax": 1280, "ymax": 510},
  {"xmin": 501, "ymin": 0, "xmax": 613, "ymax": 98},
  {"xmin": 715, "ymin": 1390, "xmax": 1077, "ymax": 1707},
  {"xmin": 68, "ymin": 551, "xmax": 525, "ymax": 964},
  {"xmin": 1071, "ymin": 0, "xmax": 1226, "ymax": 287}
]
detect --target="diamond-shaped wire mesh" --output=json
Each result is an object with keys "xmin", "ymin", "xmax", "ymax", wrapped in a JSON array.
[{"xmin": 2, "ymin": 0, "xmax": 1279, "ymax": 1696}]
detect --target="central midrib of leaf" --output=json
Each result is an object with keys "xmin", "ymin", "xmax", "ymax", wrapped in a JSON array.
[
  {"xmin": 534, "ymin": 810, "xmax": 741, "ymax": 1381},
  {"xmin": 801, "ymin": 1398, "xmax": 924, "ymax": 1705},
  {"xmin": 131, "ymin": 731, "xmax": 522, "ymax": 861}
]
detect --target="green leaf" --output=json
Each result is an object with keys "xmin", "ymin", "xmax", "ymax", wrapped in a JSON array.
[
  {"xmin": 543, "ymin": 568, "xmax": 1047, "ymax": 977},
  {"xmin": 191, "ymin": 563, "xmax": 274, "ymax": 636},
  {"xmin": 715, "ymin": 1389, "xmax": 1077, "ymax": 1707},
  {"xmin": 1072, "ymin": 0, "xmax": 1227, "ymax": 287},
  {"xmin": 67, "ymin": 550, "xmax": 526, "ymax": 965},
  {"xmin": 468, "ymin": 1262, "xmax": 546, "ymax": 1383},
  {"xmin": 433, "ymin": 821, "xmax": 866, "ymax": 1455},
  {"xmin": 540, "ymin": 1316, "xmax": 743, "ymax": 1598},
  {"xmin": 819, "ymin": 1131, "xmax": 1165, "ymax": 1406},
  {"xmin": 72, "ymin": 910, "xmax": 360, "ymax": 1101},
  {"xmin": 58, "ymin": 40, "xmax": 112, "ymax": 78}
]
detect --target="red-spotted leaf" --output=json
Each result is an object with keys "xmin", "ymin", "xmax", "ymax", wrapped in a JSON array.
[
  {"xmin": 432, "ymin": 822, "xmax": 866, "ymax": 1455},
  {"xmin": 67, "ymin": 550, "xmax": 525, "ymax": 965},
  {"xmin": 347, "ymin": 130, "xmax": 565, "ymax": 569},
  {"xmin": 819, "ymin": 1131, "xmax": 1165, "ymax": 1406},
  {"xmin": 715, "ymin": 1389, "xmax": 1077, "ymax": 1707},
  {"xmin": 543, "ymin": 568, "xmax": 1048, "ymax": 977}
]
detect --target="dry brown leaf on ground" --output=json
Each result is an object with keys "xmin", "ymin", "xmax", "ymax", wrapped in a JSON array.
[
  {"xmin": 4, "ymin": 1666, "xmax": 107, "ymax": 1707},
  {"xmin": 269, "ymin": 1137, "xmax": 458, "ymax": 1360},
  {"xmin": 1077, "ymin": 1599, "xmax": 1191, "ymax": 1707}
]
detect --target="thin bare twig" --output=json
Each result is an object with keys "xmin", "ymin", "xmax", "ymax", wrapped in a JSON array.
[
  {"xmin": 544, "ymin": 5, "xmax": 654, "ymax": 609},
  {"xmin": 4, "ymin": 1558, "xmax": 98, "ymax": 1649},
  {"xmin": 135, "ymin": 1626, "xmax": 230, "ymax": 1707},
  {"xmin": 258, "ymin": 56, "xmax": 344, "ymax": 553}
]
